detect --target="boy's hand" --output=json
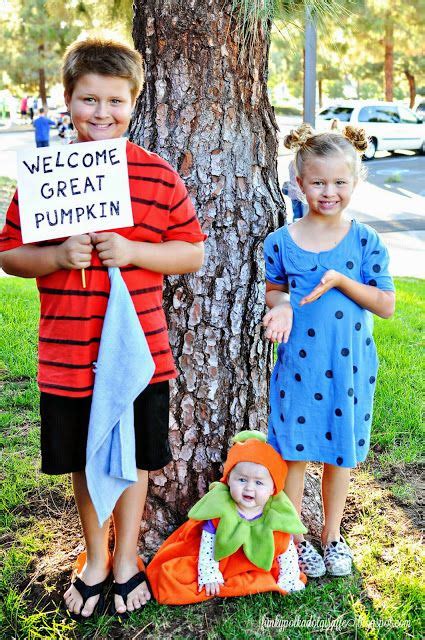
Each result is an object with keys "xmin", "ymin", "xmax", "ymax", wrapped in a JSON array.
[
  {"xmin": 90, "ymin": 232, "xmax": 133, "ymax": 267},
  {"xmin": 56, "ymin": 234, "xmax": 93, "ymax": 270},
  {"xmin": 300, "ymin": 269, "xmax": 342, "ymax": 306},
  {"xmin": 262, "ymin": 301, "xmax": 293, "ymax": 343},
  {"xmin": 199, "ymin": 581, "xmax": 222, "ymax": 596}
]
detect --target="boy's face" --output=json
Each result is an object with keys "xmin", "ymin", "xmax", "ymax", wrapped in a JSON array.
[
  {"xmin": 227, "ymin": 461, "xmax": 274, "ymax": 518},
  {"xmin": 65, "ymin": 73, "xmax": 134, "ymax": 143}
]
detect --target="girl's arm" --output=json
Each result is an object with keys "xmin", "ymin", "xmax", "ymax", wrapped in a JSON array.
[
  {"xmin": 90, "ymin": 232, "xmax": 204, "ymax": 274},
  {"xmin": 1, "ymin": 234, "xmax": 93, "ymax": 278},
  {"xmin": 263, "ymin": 281, "xmax": 293, "ymax": 343},
  {"xmin": 300, "ymin": 269, "xmax": 395, "ymax": 319}
]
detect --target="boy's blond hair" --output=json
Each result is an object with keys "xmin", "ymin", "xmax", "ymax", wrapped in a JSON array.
[{"xmin": 62, "ymin": 38, "xmax": 144, "ymax": 101}]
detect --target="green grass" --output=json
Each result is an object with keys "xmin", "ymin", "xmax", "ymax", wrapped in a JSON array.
[{"xmin": 0, "ymin": 276, "xmax": 423, "ymax": 639}]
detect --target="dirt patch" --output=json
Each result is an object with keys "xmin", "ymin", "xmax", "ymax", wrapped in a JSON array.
[{"xmin": 372, "ymin": 461, "xmax": 424, "ymax": 531}]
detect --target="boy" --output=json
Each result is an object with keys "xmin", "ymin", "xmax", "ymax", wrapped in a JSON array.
[
  {"xmin": 32, "ymin": 107, "xmax": 55, "ymax": 147},
  {"xmin": 0, "ymin": 39, "xmax": 205, "ymax": 619}
]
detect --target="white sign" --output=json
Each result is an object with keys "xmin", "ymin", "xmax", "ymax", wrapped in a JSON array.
[{"xmin": 17, "ymin": 138, "xmax": 134, "ymax": 244}]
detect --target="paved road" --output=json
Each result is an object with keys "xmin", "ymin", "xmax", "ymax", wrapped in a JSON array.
[{"xmin": 1, "ymin": 128, "xmax": 423, "ymax": 278}]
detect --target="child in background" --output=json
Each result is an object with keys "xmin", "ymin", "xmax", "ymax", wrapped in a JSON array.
[
  {"xmin": 263, "ymin": 124, "xmax": 395, "ymax": 578},
  {"xmin": 282, "ymin": 159, "xmax": 308, "ymax": 220},
  {"xmin": 0, "ymin": 38, "xmax": 205, "ymax": 620},
  {"xmin": 58, "ymin": 115, "xmax": 73, "ymax": 143},
  {"xmin": 146, "ymin": 431, "xmax": 307, "ymax": 604},
  {"xmin": 32, "ymin": 107, "xmax": 55, "ymax": 147}
]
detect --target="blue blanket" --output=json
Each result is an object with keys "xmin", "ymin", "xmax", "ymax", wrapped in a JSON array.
[{"xmin": 86, "ymin": 267, "xmax": 155, "ymax": 526}]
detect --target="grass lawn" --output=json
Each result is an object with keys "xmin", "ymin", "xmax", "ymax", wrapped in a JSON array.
[{"xmin": 0, "ymin": 276, "xmax": 423, "ymax": 639}]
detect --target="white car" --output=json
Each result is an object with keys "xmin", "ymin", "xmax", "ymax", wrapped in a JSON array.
[{"xmin": 316, "ymin": 100, "xmax": 425, "ymax": 159}]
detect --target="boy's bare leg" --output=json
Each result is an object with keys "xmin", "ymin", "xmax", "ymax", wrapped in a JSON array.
[
  {"xmin": 321, "ymin": 463, "xmax": 351, "ymax": 545},
  {"xmin": 64, "ymin": 471, "xmax": 110, "ymax": 616},
  {"xmin": 112, "ymin": 469, "xmax": 150, "ymax": 613},
  {"xmin": 284, "ymin": 460, "xmax": 308, "ymax": 543}
]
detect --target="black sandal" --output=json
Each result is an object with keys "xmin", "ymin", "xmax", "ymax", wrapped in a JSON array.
[
  {"xmin": 110, "ymin": 570, "xmax": 152, "ymax": 618},
  {"xmin": 67, "ymin": 576, "xmax": 108, "ymax": 621}
]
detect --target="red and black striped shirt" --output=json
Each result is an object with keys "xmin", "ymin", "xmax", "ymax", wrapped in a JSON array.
[{"xmin": 0, "ymin": 141, "xmax": 206, "ymax": 397}]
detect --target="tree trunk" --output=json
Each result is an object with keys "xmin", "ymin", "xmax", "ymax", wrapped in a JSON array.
[
  {"xmin": 38, "ymin": 43, "xmax": 47, "ymax": 109},
  {"xmin": 131, "ymin": 0, "xmax": 321, "ymax": 556},
  {"xmin": 318, "ymin": 78, "xmax": 323, "ymax": 108},
  {"xmin": 404, "ymin": 68, "xmax": 416, "ymax": 109},
  {"xmin": 384, "ymin": 12, "xmax": 393, "ymax": 101}
]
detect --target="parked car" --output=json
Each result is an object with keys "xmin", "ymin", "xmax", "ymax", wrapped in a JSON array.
[
  {"xmin": 316, "ymin": 100, "xmax": 425, "ymax": 159},
  {"xmin": 416, "ymin": 101, "xmax": 425, "ymax": 121}
]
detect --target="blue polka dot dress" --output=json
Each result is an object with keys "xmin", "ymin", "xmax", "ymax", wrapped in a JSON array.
[{"xmin": 264, "ymin": 220, "xmax": 395, "ymax": 468}]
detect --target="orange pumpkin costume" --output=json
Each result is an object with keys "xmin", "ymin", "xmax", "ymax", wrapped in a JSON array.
[{"xmin": 146, "ymin": 431, "xmax": 307, "ymax": 604}]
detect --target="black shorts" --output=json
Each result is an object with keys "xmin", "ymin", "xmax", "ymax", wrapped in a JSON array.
[{"xmin": 40, "ymin": 381, "xmax": 171, "ymax": 475}]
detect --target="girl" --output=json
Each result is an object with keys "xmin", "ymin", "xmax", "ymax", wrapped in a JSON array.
[
  {"xmin": 263, "ymin": 124, "xmax": 395, "ymax": 577},
  {"xmin": 146, "ymin": 431, "xmax": 307, "ymax": 604}
]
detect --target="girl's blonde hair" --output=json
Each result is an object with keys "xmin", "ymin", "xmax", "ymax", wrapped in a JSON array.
[{"xmin": 284, "ymin": 123, "xmax": 368, "ymax": 181}]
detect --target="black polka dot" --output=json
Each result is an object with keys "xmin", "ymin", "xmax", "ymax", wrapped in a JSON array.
[
  {"xmin": 280, "ymin": 413, "xmax": 285, "ymax": 422},
  {"xmin": 361, "ymin": 238, "xmax": 367, "ymax": 246},
  {"xmin": 336, "ymin": 456, "xmax": 344, "ymax": 465},
  {"xmin": 311, "ymin": 265, "xmax": 318, "ymax": 271},
  {"xmin": 280, "ymin": 390, "xmax": 285, "ymax": 398},
  {"xmin": 325, "ymin": 370, "xmax": 333, "ymax": 378},
  {"xmin": 267, "ymin": 256, "xmax": 274, "ymax": 264},
  {"xmin": 354, "ymin": 397, "xmax": 358, "ymax": 404},
  {"xmin": 364, "ymin": 413, "xmax": 370, "ymax": 421},
  {"xmin": 314, "ymin": 393, "xmax": 323, "ymax": 400},
  {"xmin": 373, "ymin": 264, "xmax": 381, "ymax": 273},
  {"xmin": 325, "ymin": 432, "xmax": 332, "ymax": 440},
  {"xmin": 296, "ymin": 444, "xmax": 304, "ymax": 452},
  {"xmin": 297, "ymin": 416, "xmax": 306, "ymax": 424},
  {"xmin": 295, "ymin": 373, "xmax": 301, "ymax": 382},
  {"xmin": 341, "ymin": 348, "xmax": 350, "ymax": 356},
  {"xmin": 291, "ymin": 279, "xmax": 296, "ymax": 288},
  {"xmin": 335, "ymin": 310, "xmax": 343, "ymax": 319},
  {"xmin": 273, "ymin": 244, "xmax": 279, "ymax": 252},
  {"xmin": 368, "ymin": 279, "xmax": 377, "ymax": 286},
  {"xmin": 348, "ymin": 388, "xmax": 354, "ymax": 397},
  {"xmin": 346, "ymin": 261, "xmax": 354, "ymax": 269},
  {"xmin": 335, "ymin": 408, "xmax": 342, "ymax": 416},
  {"xmin": 308, "ymin": 328, "xmax": 315, "ymax": 337},
  {"xmin": 299, "ymin": 349, "xmax": 307, "ymax": 358},
  {"xmin": 366, "ymin": 337, "xmax": 371, "ymax": 346},
  {"xmin": 372, "ymin": 250, "xmax": 380, "ymax": 255},
  {"xmin": 353, "ymin": 365, "xmax": 358, "ymax": 373},
  {"xmin": 369, "ymin": 376, "xmax": 376, "ymax": 384},
  {"xmin": 358, "ymin": 438, "xmax": 365, "ymax": 446},
  {"xmin": 355, "ymin": 322, "xmax": 361, "ymax": 331}
]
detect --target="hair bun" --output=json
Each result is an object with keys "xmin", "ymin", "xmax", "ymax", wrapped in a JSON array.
[
  {"xmin": 284, "ymin": 123, "xmax": 315, "ymax": 151},
  {"xmin": 343, "ymin": 126, "xmax": 368, "ymax": 152}
]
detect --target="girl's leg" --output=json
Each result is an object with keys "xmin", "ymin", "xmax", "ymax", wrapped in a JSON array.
[
  {"xmin": 64, "ymin": 471, "xmax": 110, "ymax": 616},
  {"xmin": 112, "ymin": 469, "xmax": 150, "ymax": 613},
  {"xmin": 321, "ymin": 463, "xmax": 351, "ymax": 544},
  {"xmin": 284, "ymin": 460, "xmax": 308, "ymax": 543}
]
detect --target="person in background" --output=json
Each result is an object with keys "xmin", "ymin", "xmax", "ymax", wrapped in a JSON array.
[
  {"xmin": 282, "ymin": 160, "xmax": 308, "ymax": 221},
  {"xmin": 32, "ymin": 107, "xmax": 55, "ymax": 147}
]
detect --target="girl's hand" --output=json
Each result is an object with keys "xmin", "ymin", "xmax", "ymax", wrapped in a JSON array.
[
  {"xmin": 300, "ymin": 269, "xmax": 342, "ymax": 306},
  {"xmin": 262, "ymin": 302, "xmax": 293, "ymax": 343},
  {"xmin": 56, "ymin": 234, "xmax": 93, "ymax": 270},
  {"xmin": 200, "ymin": 581, "xmax": 222, "ymax": 596},
  {"xmin": 90, "ymin": 232, "xmax": 133, "ymax": 267}
]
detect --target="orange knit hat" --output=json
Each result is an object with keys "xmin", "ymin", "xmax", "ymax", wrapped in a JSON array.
[{"xmin": 220, "ymin": 430, "xmax": 288, "ymax": 494}]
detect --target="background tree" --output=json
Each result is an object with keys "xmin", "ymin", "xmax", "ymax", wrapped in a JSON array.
[{"xmin": 130, "ymin": 0, "xmax": 340, "ymax": 552}]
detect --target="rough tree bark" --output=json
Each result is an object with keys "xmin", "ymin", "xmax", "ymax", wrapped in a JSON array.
[{"xmin": 131, "ymin": 0, "xmax": 321, "ymax": 555}]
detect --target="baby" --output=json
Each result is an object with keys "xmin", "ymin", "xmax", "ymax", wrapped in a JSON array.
[{"xmin": 147, "ymin": 431, "xmax": 307, "ymax": 604}]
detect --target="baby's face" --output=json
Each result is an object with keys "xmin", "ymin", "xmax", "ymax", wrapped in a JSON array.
[{"xmin": 228, "ymin": 461, "xmax": 274, "ymax": 518}]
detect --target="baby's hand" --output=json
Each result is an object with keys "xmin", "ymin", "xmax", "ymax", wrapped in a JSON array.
[
  {"xmin": 56, "ymin": 234, "xmax": 93, "ymax": 270},
  {"xmin": 199, "ymin": 581, "xmax": 222, "ymax": 596},
  {"xmin": 262, "ymin": 302, "xmax": 293, "ymax": 343},
  {"xmin": 300, "ymin": 269, "xmax": 342, "ymax": 305},
  {"xmin": 91, "ymin": 232, "xmax": 133, "ymax": 267}
]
